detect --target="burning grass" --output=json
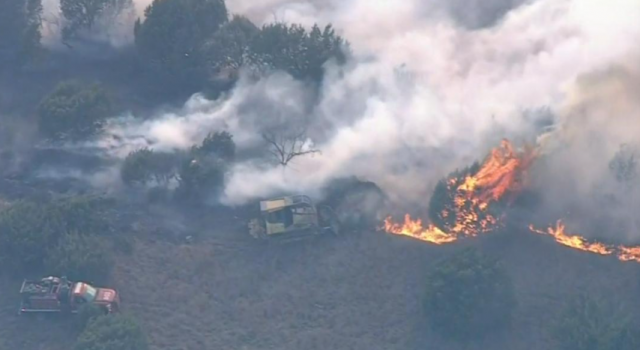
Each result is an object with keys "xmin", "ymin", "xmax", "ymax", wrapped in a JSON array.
[{"xmin": 383, "ymin": 139, "xmax": 640, "ymax": 264}]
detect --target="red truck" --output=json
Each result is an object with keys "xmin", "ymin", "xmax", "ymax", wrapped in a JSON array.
[{"xmin": 19, "ymin": 276, "xmax": 120, "ymax": 315}]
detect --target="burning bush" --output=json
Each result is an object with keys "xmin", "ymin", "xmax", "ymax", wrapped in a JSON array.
[
  {"xmin": 553, "ymin": 295, "xmax": 639, "ymax": 350},
  {"xmin": 422, "ymin": 248, "xmax": 516, "ymax": 340}
]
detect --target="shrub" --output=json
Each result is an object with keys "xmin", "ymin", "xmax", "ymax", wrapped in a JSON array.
[
  {"xmin": 75, "ymin": 314, "xmax": 148, "ymax": 350},
  {"xmin": 0, "ymin": 201, "xmax": 65, "ymax": 271},
  {"xmin": 423, "ymin": 248, "xmax": 516, "ymax": 340},
  {"xmin": 77, "ymin": 303, "xmax": 106, "ymax": 331},
  {"xmin": 0, "ymin": 196, "xmax": 109, "ymax": 273},
  {"xmin": 44, "ymin": 231, "xmax": 112, "ymax": 284},
  {"xmin": 553, "ymin": 295, "xmax": 640, "ymax": 350},
  {"xmin": 121, "ymin": 148, "xmax": 179, "ymax": 187},
  {"xmin": 194, "ymin": 131, "xmax": 235, "ymax": 162},
  {"xmin": 37, "ymin": 81, "xmax": 113, "ymax": 140}
]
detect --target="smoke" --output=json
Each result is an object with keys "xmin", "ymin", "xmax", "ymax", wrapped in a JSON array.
[
  {"xmin": 531, "ymin": 56, "xmax": 640, "ymax": 241},
  {"xmin": 76, "ymin": 0, "xmax": 640, "ymax": 217},
  {"xmin": 41, "ymin": 0, "xmax": 137, "ymax": 50}
]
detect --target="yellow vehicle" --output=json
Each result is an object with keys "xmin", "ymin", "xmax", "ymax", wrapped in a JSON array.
[{"xmin": 248, "ymin": 195, "xmax": 340, "ymax": 241}]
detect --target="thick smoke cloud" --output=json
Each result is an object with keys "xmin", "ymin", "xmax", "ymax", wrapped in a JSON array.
[
  {"xmin": 532, "ymin": 56, "xmax": 640, "ymax": 241},
  {"xmin": 82, "ymin": 0, "xmax": 639, "ymax": 218}
]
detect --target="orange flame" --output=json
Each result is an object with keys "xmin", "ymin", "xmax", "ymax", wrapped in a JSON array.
[
  {"xmin": 618, "ymin": 246, "xmax": 640, "ymax": 263},
  {"xmin": 529, "ymin": 221, "xmax": 614, "ymax": 255},
  {"xmin": 383, "ymin": 139, "xmax": 536, "ymax": 243},
  {"xmin": 383, "ymin": 215, "xmax": 457, "ymax": 245}
]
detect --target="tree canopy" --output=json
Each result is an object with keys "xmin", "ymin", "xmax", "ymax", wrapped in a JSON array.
[
  {"xmin": 134, "ymin": 0, "xmax": 228, "ymax": 88},
  {"xmin": 248, "ymin": 23, "xmax": 349, "ymax": 82}
]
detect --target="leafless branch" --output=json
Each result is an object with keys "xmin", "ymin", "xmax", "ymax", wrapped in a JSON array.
[{"xmin": 262, "ymin": 125, "xmax": 320, "ymax": 167}]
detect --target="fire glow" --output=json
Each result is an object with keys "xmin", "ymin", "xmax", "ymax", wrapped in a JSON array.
[
  {"xmin": 382, "ymin": 139, "xmax": 640, "ymax": 264},
  {"xmin": 384, "ymin": 139, "xmax": 536, "ymax": 243}
]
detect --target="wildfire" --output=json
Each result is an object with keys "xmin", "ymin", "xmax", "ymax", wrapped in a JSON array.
[
  {"xmin": 618, "ymin": 246, "xmax": 640, "ymax": 263},
  {"xmin": 381, "ymin": 138, "xmax": 640, "ymax": 265},
  {"xmin": 530, "ymin": 220, "xmax": 640, "ymax": 263},
  {"xmin": 528, "ymin": 221, "xmax": 614, "ymax": 256},
  {"xmin": 383, "ymin": 139, "xmax": 536, "ymax": 242},
  {"xmin": 383, "ymin": 215, "xmax": 457, "ymax": 245}
]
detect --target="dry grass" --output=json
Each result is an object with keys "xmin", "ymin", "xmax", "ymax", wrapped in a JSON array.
[{"xmin": 2, "ymin": 209, "xmax": 640, "ymax": 350}]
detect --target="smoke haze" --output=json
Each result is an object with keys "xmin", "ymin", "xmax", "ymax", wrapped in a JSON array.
[{"xmin": 46, "ymin": 0, "xmax": 640, "ymax": 239}]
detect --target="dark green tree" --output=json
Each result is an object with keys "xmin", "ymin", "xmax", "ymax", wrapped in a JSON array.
[
  {"xmin": 553, "ymin": 295, "xmax": 639, "ymax": 350},
  {"xmin": 45, "ymin": 231, "xmax": 112, "ymax": 284},
  {"xmin": 121, "ymin": 148, "xmax": 179, "ymax": 187},
  {"xmin": 423, "ymin": 248, "xmax": 516, "ymax": 340},
  {"xmin": 75, "ymin": 314, "xmax": 149, "ymax": 350},
  {"xmin": 134, "ymin": 0, "xmax": 228, "ymax": 88},
  {"xmin": 248, "ymin": 23, "xmax": 349, "ymax": 82},
  {"xmin": 37, "ymin": 81, "xmax": 113, "ymax": 140}
]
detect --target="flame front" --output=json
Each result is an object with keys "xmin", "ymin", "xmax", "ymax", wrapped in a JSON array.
[
  {"xmin": 618, "ymin": 246, "xmax": 640, "ymax": 263},
  {"xmin": 383, "ymin": 215, "xmax": 457, "ymax": 245},
  {"xmin": 528, "ymin": 221, "xmax": 614, "ymax": 256},
  {"xmin": 383, "ymin": 139, "xmax": 536, "ymax": 243}
]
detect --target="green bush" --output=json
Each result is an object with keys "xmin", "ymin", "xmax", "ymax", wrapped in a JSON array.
[
  {"xmin": 37, "ymin": 81, "xmax": 113, "ymax": 140},
  {"xmin": 423, "ymin": 248, "xmax": 516, "ymax": 340},
  {"xmin": 44, "ymin": 232, "xmax": 112, "ymax": 284},
  {"xmin": 0, "ymin": 196, "xmax": 109, "ymax": 272},
  {"xmin": 193, "ymin": 131, "xmax": 235, "ymax": 162},
  {"xmin": 77, "ymin": 303, "xmax": 107, "ymax": 331},
  {"xmin": 553, "ymin": 295, "xmax": 640, "ymax": 350},
  {"xmin": 0, "ymin": 201, "xmax": 64, "ymax": 271},
  {"xmin": 121, "ymin": 148, "xmax": 179, "ymax": 187},
  {"xmin": 75, "ymin": 314, "xmax": 149, "ymax": 350}
]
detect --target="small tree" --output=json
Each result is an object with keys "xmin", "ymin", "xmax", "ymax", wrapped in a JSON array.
[
  {"xmin": 37, "ymin": 81, "xmax": 113, "ymax": 140},
  {"xmin": 553, "ymin": 295, "xmax": 639, "ymax": 350},
  {"xmin": 195, "ymin": 131, "xmax": 235, "ymax": 162},
  {"xmin": 423, "ymin": 248, "xmax": 516, "ymax": 340},
  {"xmin": 75, "ymin": 314, "xmax": 149, "ymax": 350},
  {"xmin": 121, "ymin": 148, "xmax": 179, "ymax": 187},
  {"xmin": 45, "ymin": 232, "xmax": 112, "ymax": 284},
  {"xmin": 262, "ymin": 125, "xmax": 320, "ymax": 167},
  {"xmin": 175, "ymin": 157, "xmax": 226, "ymax": 203}
]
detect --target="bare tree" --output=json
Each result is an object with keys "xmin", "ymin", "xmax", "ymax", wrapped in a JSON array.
[{"xmin": 262, "ymin": 125, "xmax": 320, "ymax": 167}]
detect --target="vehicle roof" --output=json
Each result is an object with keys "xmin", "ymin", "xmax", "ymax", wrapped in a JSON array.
[{"xmin": 260, "ymin": 195, "xmax": 314, "ymax": 211}]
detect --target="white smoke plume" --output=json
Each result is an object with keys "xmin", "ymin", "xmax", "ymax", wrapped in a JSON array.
[{"xmin": 87, "ymin": 0, "xmax": 639, "ymax": 211}]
